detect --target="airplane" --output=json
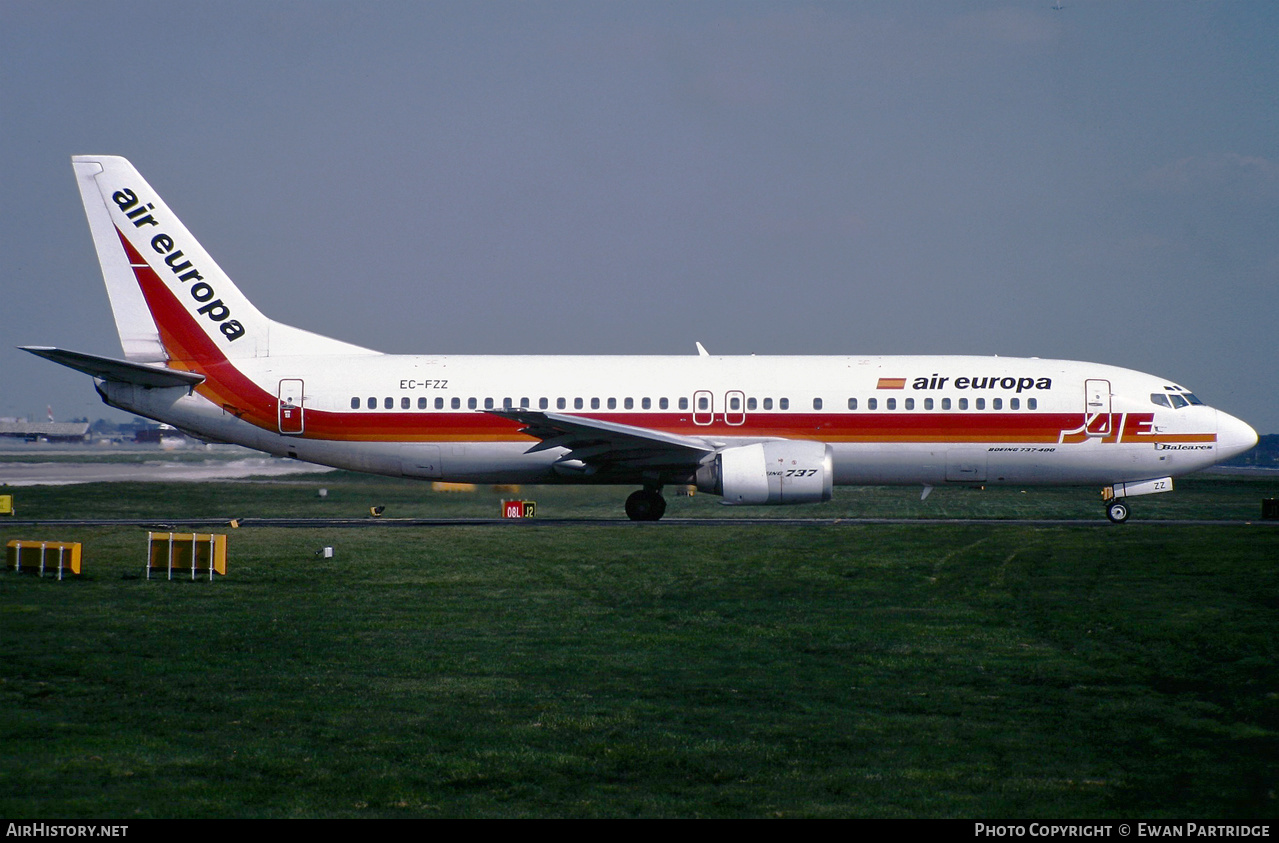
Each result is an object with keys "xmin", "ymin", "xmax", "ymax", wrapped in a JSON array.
[{"xmin": 23, "ymin": 155, "xmax": 1258, "ymax": 523}]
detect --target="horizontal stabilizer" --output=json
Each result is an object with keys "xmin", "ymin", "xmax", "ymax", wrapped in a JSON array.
[{"xmin": 19, "ymin": 346, "xmax": 205, "ymax": 388}]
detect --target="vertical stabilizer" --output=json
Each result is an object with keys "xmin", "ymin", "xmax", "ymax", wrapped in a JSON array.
[
  {"xmin": 72, "ymin": 155, "xmax": 376, "ymax": 363},
  {"xmin": 73, "ymin": 158, "xmax": 166, "ymax": 361}
]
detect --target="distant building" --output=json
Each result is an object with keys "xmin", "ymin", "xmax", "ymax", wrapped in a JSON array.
[{"xmin": 0, "ymin": 421, "xmax": 91, "ymax": 442}]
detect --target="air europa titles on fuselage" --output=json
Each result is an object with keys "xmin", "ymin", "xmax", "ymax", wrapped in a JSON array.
[
  {"xmin": 912, "ymin": 375, "xmax": 1052, "ymax": 393},
  {"xmin": 111, "ymin": 188, "xmax": 245, "ymax": 342}
]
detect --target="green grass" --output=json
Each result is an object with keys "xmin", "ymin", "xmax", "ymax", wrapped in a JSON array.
[
  {"xmin": 1, "ymin": 475, "xmax": 1277, "ymax": 817},
  {"xmin": 2, "ymin": 468, "xmax": 1276, "ymax": 522}
]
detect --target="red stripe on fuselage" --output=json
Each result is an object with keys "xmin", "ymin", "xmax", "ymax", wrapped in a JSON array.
[{"xmin": 281, "ymin": 408, "xmax": 1105, "ymax": 444}]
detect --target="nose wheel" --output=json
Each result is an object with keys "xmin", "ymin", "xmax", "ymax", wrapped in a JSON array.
[
  {"xmin": 625, "ymin": 488, "xmax": 667, "ymax": 521},
  {"xmin": 1105, "ymin": 499, "xmax": 1130, "ymax": 524}
]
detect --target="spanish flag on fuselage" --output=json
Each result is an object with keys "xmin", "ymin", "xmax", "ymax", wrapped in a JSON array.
[{"xmin": 876, "ymin": 377, "xmax": 906, "ymax": 389}]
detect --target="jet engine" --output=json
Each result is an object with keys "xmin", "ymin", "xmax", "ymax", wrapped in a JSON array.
[{"xmin": 696, "ymin": 440, "xmax": 833, "ymax": 505}]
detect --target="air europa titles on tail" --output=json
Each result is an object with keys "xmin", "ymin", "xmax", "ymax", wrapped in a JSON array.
[
  {"xmin": 110, "ymin": 187, "xmax": 245, "ymax": 342},
  {"xmin": 21, "ymin": 155, "xmax": 1259, "ymax": 523}
]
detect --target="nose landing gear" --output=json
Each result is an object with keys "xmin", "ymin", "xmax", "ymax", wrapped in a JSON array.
[{"xmin": 1105, "ymin": 499, "xmax": 1130, "ymax": 524}]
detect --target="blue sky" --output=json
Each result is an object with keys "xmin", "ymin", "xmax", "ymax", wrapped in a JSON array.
[{"xmin": 2, "ymin": 1, "xmax": 1276, "ymax": 431}]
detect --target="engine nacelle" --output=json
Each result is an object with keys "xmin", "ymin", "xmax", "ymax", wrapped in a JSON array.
[{"xmin": 696, "ymin": 440, "xmax": 834, "ymax": 505}]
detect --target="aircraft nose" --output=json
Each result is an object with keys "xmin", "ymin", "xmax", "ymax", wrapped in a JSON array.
[{"xmin": 1216, "ymin": 410, "xmax": 1259, "ymax": 461}]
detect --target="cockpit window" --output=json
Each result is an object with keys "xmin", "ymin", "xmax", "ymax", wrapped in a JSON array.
[{"xmin": 1152, "ymin": 390, "xmax": 1204, "ymax": 409}]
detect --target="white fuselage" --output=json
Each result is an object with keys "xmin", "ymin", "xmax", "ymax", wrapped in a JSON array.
[{"xmin": 100, "ymin": 352, "xmax": 1257, "ymax": 489}]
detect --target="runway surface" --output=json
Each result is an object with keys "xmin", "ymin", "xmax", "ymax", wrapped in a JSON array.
[
  {"xmin": 2, "ymin": 517, "xmax": 1274, "ymax": 528},
  {"xmin": 0, "ymin": 457, "xmax": 333, "ymax": 486}
]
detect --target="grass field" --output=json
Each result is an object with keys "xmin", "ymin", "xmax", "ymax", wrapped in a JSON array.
[
  {"xmin": 2, "ymin": 462, "xmax": 1276, "ymax": 522},
  {"xmin": 1, "ymin": 473, "xmax": 1277, "ymax": 818}
]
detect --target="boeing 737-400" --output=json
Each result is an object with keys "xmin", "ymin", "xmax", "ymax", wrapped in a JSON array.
[{"xmin": 23, "ymin": 156, "xmax": 1258, "ymax": 522}]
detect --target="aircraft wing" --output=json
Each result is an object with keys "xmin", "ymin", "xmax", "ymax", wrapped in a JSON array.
[
  {"xmin": 20, "ymin": 346, "xmax": 205, "ymax": 389},
  {"xmin": 489, "ymin": 409, "xmax": 715, "ymax": 470}
]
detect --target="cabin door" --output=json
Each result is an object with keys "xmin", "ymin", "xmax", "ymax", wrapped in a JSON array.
[
  {"xmin": 1084, "ymin": 379, "xmax": 1111, "ymax": 436},
  {"xmin": 278, "ymin": 379, "xmax": 305, "ymax": 435}
]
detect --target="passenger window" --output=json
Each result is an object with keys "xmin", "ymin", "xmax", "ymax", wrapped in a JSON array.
[
  {"xmin": 1010, "ymin": 398, "xmax": 1019, "ymax": 410},
  {"xmin": 1027, "ymin": 398, "xmax": 1037, "ymax": 410},
  {"xmin": 351, "ymin": 397, "xmax": 360, "ymax": 409},
  {"xmin": 905, "ymin": 398, "xmax": 915, "ymax": 410},
  {"xmin": 924, "ymin": 398, "xmax": 933, "ymax": 410},
  {"xmin": 868, "ymin": 398, "xmax": 877, "ymax": 410},
  {"xmin": 384, "ymin": 397, "xmax": 394, "ymax": 410},
  {"xmin": 452, "ymin": 397, "xmax": 461, "ymax": 409},
  {"xmin": 575, "ymin": 398, "xmax": 584, "ymax": 410},
  {"xmin": 763, "ymin": 398, "xmax": 773, "ymax": 410},
  {"xmin": 436, "ymin": 397, "xmax": 444, "ymax": 410},
  {"xmin": 976, "ymin": 398, "xmax": 985, "ymax": 410},
  {"xmin": 959, "ymin": 398, "xmax": 968, "ymax": 410},
  {"xmin": 539, "ymin": 398, "xmax": 548, "ymax": 410},
  {"xmin": 942, "ymin": 397, "xmax": 951, "ymax": 410},
  {"xmin": 992, "ymin": 398, "xmax": 1002, "ymax": 410},
  {"xmin": 697, "ymin": 395, "xmax": 709, "ymax": 410},
  {"xmin": 401, "ymin": 397, "xmax": 411, "ymax": 410},
  {"xmin": 886, "ymin": 398, "xmax": 896, "ymax": 410},
  {"xmin": 746, "ymin": 397, "xmax": 756, "ymax": 411},
  {"xmin": 679, "ymin": 397, "xmax": 688, "ymax": 410},
  {"xmin": 367, "ymin": 397, "xmax": 376, "ymax": 410},
  {"xmin": 625, "ymin": 398, "xmax": 634, "ymax": 410},
  {"xmin": 848, "ymin": 398, "xmax": 857, "ymax": 410},
  {"xmin": 779, "ymin": 398, "xmax": 790, "ymax": 410},
  {"xmin": 591, "ymin": 398, "xmax": 601, "ymax": 410},
  {"xmin": 485, "ymin": 398, "xmax": 494, "ymax": 410},
  {"xmin": 417, "ymin": 397, "xmax": 426, "ymax": 410},
  {"xmin": 607, "ymin": 398, "xmax": 617, "ymax": 410},
  {"xmin": 659, "ymin": 398, "xmax": 669, "ymax": 410},
  {"xmin": 557, "ymin": 398, "xmax": 566, "ymax": 410},
  {"xmin": 520, "ymin": 397, "xmax": 530, "ymax": 409},
  {"xmin": 731, "ymin": 396, "xmax": 742, "ymax": 411},
  {"xmin": 468, "ymin": 397, "xmax": 478, "ymax": 410}
]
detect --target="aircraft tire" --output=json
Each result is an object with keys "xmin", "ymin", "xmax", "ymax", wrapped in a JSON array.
[
  {"xmin": 625, "ymin": 489, "xmax": 667, "ymax": 522},
  {"xmin": 1106, "ymin": 500, "xmax": 1130, "ymax": 524}
]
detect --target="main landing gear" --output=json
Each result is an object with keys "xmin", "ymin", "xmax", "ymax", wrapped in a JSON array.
[
  {"xmin": 625, "ymin": 488, "xmax": 667, "ymax": 522},
  {"xmin": 1105, "ymin": 499, "xmax": 1130, "ymax": 524}
]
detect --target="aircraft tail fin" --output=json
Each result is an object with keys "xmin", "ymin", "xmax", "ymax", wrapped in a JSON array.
[{"xmin": 71, "ymin": 156, "xmax": 376, "ymax": 363}]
